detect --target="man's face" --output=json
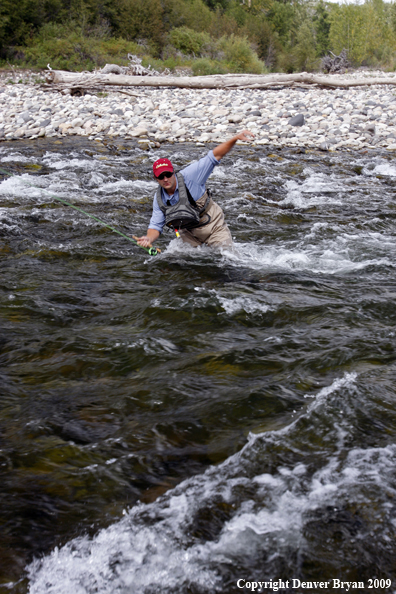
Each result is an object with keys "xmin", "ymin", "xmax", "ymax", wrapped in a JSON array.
[{"xmin": 155, "ymin": 171, "xmax": 177, "ymax": 195}]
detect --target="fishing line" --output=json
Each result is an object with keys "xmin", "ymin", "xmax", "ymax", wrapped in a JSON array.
[{"xmin": 0, "ymin": 165, "xmax": 160, "ymax": 256}]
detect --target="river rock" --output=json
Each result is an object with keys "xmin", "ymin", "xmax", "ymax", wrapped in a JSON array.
[
  {"xmin": 59, "ymin": 123, "xmax": 72, "ymax": 133},
  {"xmin": 13, "ymin": 128, "xmax": 25, "ymax": 138},
  {"xmin": 61, "ymin": 421, "xmax": 91, "ymax": 444},
  {"xmin": 71, "ymin": 117, "xmax": 83, "ymax": 128},
  {"xmin": 289, "ymin": 114, "xmax": 305, "ymax": 127},
  {"xmin": 228, "ymin": 114, "xmax": 243, "ymax": 123},
  {"xmin": 20, "ymin": 111, "xmax": 33, "ymax": 122},
  {"xmin": 130, "ymin": 126, "xmax": 148, "ymax": 137}
]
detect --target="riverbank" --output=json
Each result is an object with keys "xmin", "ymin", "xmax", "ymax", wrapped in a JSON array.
[{"xmin": 1, "ymin": 69, "xmax": 396, "ymax": 151}]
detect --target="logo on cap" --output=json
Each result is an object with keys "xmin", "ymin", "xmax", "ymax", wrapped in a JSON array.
[{"xmin": 153, "ymin": 158, "xmax": 174, "ymax": 177}]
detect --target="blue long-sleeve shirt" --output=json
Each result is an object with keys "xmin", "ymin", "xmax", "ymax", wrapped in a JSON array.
[{"xmin": 148, "ymin": 150, "xmax": 220, "ymax": 233}]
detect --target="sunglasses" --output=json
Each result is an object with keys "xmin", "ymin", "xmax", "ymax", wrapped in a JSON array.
[{"xmin": 157, "ymin": 171, "xmax": 174, "ymax": 180}]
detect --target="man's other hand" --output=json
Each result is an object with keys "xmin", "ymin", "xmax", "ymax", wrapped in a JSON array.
[
  {"xmin": 136, "ymin": 235, "xmax": 152, "ymax": 247},
  {"xmin": 134, "ymin": 229, "xmax": 160, "ymax": 247}
]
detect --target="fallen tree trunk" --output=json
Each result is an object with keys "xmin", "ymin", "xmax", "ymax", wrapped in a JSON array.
[{"xmin": 45, "ymin": 69, "xmax": 396, "ymax": 91}]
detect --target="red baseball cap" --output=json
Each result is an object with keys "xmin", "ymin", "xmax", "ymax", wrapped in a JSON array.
[{"xmin": 153, "ymin": 158, "xmax": 174, "ymax": 178}]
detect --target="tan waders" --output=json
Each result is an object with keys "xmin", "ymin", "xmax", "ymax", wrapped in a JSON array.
[{"xmin": 178, "ymin": 192, "xmax": 233, "ymax": 248}]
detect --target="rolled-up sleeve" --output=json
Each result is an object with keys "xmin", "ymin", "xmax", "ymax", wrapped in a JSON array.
[{"xmin": 148, "ymin": 195, "xmax": 166, "ymax": 233}]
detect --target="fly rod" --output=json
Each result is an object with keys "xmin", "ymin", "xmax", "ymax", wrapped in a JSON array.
[{"xmin": 0, "ymin": 166, "xmax": 160, "ymax": 256}]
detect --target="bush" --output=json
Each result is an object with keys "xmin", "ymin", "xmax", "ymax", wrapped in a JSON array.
[
  {"xmin": 15, "ymin": 22, "xmax": 143, "ymax": 71},
  {"xmin": 219, "ymin": 34, "xmax": 265, "ymax": 73},
  {"xmin": 162, "ymin": 0, "xmax": 213, "ymax": 33},
  {"xmin": 142, "ymin": 55, "xmax": 183, "ymax": 72},
  {"xmin": 168, "ymin": 26, "xmax": 211, "ymax": 56},
  {"xmin": 191, "ymin": 57, "xmax": 228, "ymax": 75}
]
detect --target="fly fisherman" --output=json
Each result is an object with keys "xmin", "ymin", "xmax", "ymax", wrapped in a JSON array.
[{"xmin": 137, "ymin": 130, "xmax": 255, "ymax": 249}]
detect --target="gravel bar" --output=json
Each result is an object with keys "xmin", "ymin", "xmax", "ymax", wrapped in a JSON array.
[{"xmin": 1, "ymin": 70, "xmax": 396, "ymax": 151}]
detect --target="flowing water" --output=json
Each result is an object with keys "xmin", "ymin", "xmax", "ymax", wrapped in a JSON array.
[{"xmin": 1, "ymin": 138, "xmax": 396, "ymax": 594}]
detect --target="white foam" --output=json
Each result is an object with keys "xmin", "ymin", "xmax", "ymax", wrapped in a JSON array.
[
  {"xmin": 371, "ymin": 162, "xmax": 396, "ymax": 178},
  {"xmin": 42, "ymin": 158, "xmax": 108, "ymax": 172},
  {"xmin": 304, "ymin": 372, "xmax": 358, "ymax": 402},
  {"xmin": 97, "ymin": 179, "xmax": 156, "ymax": 194},
  {"xmin": 211, "ymin": 167, "xmax": 227, "ymax": 178},
  {"xmin": 220, "ymin": 242, "xmax": 357, "ymax": 274},
  {"xmin": 304, "ymin": 222, "xmax": 330, "ymax": 239},
  {"xmin": 152, "ymin": 287, "xmax": 271, "ymax": 316},
  {"xmin": 216, "ymin": 294, "xmax": 270, "ymax": 315},
  {"xmin": 218, "ymin": 234, "xmax": 395, "ymax": 274},
  {"xmin": 0, "ymin": 174, "xmax": 46, "ymax": 200},
  {"xmin": 1, "ymin": 153, "xmax": 36, "ymax": 163},
  {"xmin": 28, "ymin": 373, "xmax": 366, "ymax": 594},
  {"xmin": 164, "ymin": 238, "xmax": 211, "ymax": 256},
  {"xmin": 281, "ymin": 177, "xmax": 343, "ymax": 209}
]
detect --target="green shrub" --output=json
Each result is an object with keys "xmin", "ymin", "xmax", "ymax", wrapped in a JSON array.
[
  {"xmin": 168, "ymin": 26, "xmax": 211, "ymax": 56},
  {"xmin": 15, "ymin": 23, "xmax": 143, "ymax": 71},
  {"xmin": 142, "ymin": 55, "xmax": 181, "ymax": 72},
  {"xmin": 191, "ymin": 57, "xmax": 228, "ymax": 75},
  {"xmin": 163, "ymin": 0, "xmax": 213, "ymax": 33},
  {"xmin": 219, "ymin": 34, "xmax": 265, "ymax": 73}
]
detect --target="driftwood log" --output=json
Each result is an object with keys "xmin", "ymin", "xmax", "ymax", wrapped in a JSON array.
[{"xmin": 45, "ymin": 69, "xmax": 396, "ymax": 93}]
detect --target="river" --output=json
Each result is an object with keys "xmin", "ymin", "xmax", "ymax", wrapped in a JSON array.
[{"xmin": 1, "ymin": 138, "xmax": 396, "ymax": 593}]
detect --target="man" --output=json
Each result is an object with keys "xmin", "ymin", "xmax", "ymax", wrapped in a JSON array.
[{"xmin": 137, "ymin": 130, "xmax": 255, "ymax": 249}]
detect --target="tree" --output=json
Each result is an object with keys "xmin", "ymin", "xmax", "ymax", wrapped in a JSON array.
[
  {"xmin": 201, "ymin": 0, "xmax": 229, "ymax": 9},
  {"xmin": 0, "ymin": 0, "xmax": 64, "ymax": 54},
  {"xmin": 292, "ymin": 21, "xmax": 318, "ymax": 71},
  {"xmin": 329, "ymin": 0, "xmax": 394, "ymax": 66},
  {"xmin": 313, "ymin": 0, "xmax": 330, "ymax": 57},
  {"xmin": 115, "ymin": 0, "xmax": 165, "ymax": 53},
  {"xmin": 266, "ymin": 0, "xmax": 296, "ymax": 48}
]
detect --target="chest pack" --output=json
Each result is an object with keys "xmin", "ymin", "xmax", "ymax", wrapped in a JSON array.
[{"xmin": 156, "ymin": 173, "xmax": 212, "ymax": 230}]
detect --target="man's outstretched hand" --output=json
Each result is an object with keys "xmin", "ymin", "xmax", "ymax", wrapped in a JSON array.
[
  {"xmin": 213, "ymin": 129, "xmax": 255, "ymax": 160},
  {"xmin": 236, "ymin": 130, "xmax": 255, "ymax": 142}
]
